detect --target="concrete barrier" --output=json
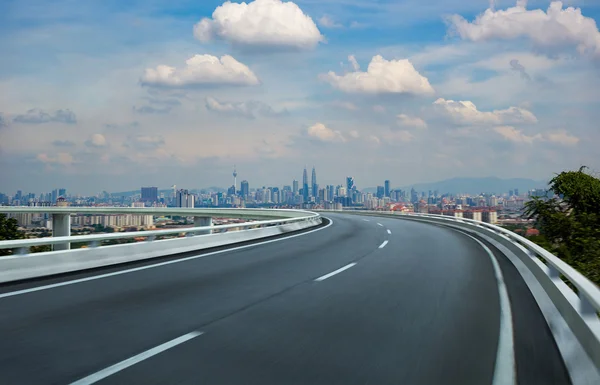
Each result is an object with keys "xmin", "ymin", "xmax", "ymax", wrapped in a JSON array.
[{"xmin": 0, "ymin": 217, "xmax": 321, "ymax": 283}]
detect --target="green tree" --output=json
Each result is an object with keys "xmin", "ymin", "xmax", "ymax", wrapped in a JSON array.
[
  {"xmin": 524, "ymin": 167, "xmax": 600, "ymax": 285},
  {"xmin": 0, "ymin": 213, "xmax": 23, "ymax": 256}
]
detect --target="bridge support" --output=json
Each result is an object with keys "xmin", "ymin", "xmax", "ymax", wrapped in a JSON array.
[
  {"xmin": 194, "ymin": 216, "xmax": 212, "ymax": 235},
  {"xmin": 52, "ymin": 213, "xmax": 71, "ymax": 251}
]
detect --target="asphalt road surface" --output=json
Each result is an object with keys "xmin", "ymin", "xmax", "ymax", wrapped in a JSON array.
[{"xmin": 0, "ymin": 213, "xmax": 571, "ymax": 384}]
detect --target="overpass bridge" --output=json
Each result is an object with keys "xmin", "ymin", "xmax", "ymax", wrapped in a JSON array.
[{"xmin": 0, "ymin": 207, "xmax": 599, "ymax": 384}]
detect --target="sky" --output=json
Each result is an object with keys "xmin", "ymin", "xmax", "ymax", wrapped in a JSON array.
[{"xmin": 1, "ymin": 0, "xmax": 599, "ymax": 195}]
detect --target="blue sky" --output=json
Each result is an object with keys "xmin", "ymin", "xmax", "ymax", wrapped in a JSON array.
[{"xmin": 1, "ymin": 0, "xmax": 599, "ymax": 194}]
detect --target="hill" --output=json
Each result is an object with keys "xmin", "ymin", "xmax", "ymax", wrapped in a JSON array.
[{"xmin": 404, "ymin": 176, "xmax": 545, "ymax": 195}]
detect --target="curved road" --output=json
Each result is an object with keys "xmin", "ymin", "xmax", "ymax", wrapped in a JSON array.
[{"xmin": 0, "ymin": 213, "xmax": 571, "ymax": 384}]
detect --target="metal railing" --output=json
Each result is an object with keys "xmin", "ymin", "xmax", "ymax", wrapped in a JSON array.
[
  {"xmin": 0, "ymin": 209, "xmax": 320, "ymax": 254},
  {"xmin": 405, "ymin": 212, "xmax": 600, "ymax": 317}
]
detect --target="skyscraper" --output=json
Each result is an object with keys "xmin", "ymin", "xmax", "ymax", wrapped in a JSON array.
[
  {"xmin": 302, "ymin": 167, "xmax": 309, "ymax": 203},
  {"xmin": 311, "ymin": 166, "xmax": 318, "ymax": 199},
  {"xmin": 376, "ymin": 186, "xmax": 385, "ymax": 199},
  {"xmin": 346, "ymin": 177, "xmax": 354, "ymax": 197},
  {"xmin": 141, "ymin": 187, "xmax": 158, "ymax": 203},
  {"xmin": 176, "ymin": 189, "xmax": 194, "ymax": 208},
  {"xmin": 292, "ymin": 180, "xmax": 299, "ymax": 195},
  {"xmin": 58, "ymin": 188, "xmax": 67, "ymax": 198},
  {"xmin": 240, "ymin": 180, "xmax": 249, "ymax": 200},
  {"xmin": 384, "ymin": 180, "xmax": 390, "ymax": 198}
]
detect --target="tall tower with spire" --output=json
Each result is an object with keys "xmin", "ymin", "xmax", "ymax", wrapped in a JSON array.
[
  {"xmin": 311, "ymin": 166, "xmax": 318, "ymax": 199},
  {"xmin": 233, "ymin": 165, "xmax": 238, "ymax": 195},
  {"xmin": 302, "ymin": 166, "xmax": 309, "ymax": 203}
]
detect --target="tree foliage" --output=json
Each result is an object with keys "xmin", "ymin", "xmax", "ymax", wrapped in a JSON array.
[
  {"xmin": 524, "ymin": 167, "xmax": 600, "ymax": 285},
  {"xmin": 0, "ymin": 213, "xmax": 23, "ymax": 256}
]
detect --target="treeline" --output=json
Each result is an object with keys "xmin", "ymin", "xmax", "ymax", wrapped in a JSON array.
[{"xmin": 524, "ymin": 167, "xmax": 600, "ymax": 286}]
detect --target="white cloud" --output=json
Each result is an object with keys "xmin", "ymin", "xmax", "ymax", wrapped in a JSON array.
[
  {"xmin": 373, "ymin": 105, "xmax": 386, "ymax": 113},
  {"xmin": 205, "ymin": 97, "xmax": 284, "ymax": 118},
  {"xmin": 447, "ymin": 1, "xmax": 600, "ymax": 60},
  {"xmin": 37, "ymin": 152, "xmax": 74, "ymax": 165},
  {"xmin": 194, "ymin": 0, "xmax": 323, "ymax": 50},
  {"xmin": 433, "ymin": 98, "xmax": 538, "ymax": 125},
  {"xmin": 349, "ymin": 130, "xmax": 360, "ymax": 138},
  {"xmin": 85, "ymin": 134, "xmax": 107, "ymax": 148},
  {"xmin": 348, "ymin": 55, "xmax": 360, "ymax": 71},
  {"xmin": 307, "ymin": 122, "xmax": 345, "ymax": 142},
  {"xmin": 141, "ymin": 54, "xmax": 259, "ymax": 88},
  {"xmin": 545, "ymin": 130, "xmax": 579, "ymax": 146},
  {"xmin": 397, "ymin": 114, "xmax": 427, "ymax": 129},
  {"xmin": 319, "ymin": 15, "xmax": 342, "ymax": 29},
  {"xmin": 320, "ymin": 55, "xmax": 434, "ymax": 95},
  {"xmin": 493, "ymin": 126, "xmax": 541, "ymax": 144}
]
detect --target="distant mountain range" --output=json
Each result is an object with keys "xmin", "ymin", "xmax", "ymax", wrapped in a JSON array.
[{"xmin": 366, "ymin": 177, "xmax": 547, "ymax": 195}]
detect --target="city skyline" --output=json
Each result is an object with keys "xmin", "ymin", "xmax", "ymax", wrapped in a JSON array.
[{"xmin": 1, "ymin": 1, "xmax": 598, "ymax": 193}]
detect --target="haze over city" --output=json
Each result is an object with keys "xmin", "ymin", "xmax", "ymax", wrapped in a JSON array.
[{"xmin": 1, "ymin": 0, "xmax": 599, "ymax": 194}]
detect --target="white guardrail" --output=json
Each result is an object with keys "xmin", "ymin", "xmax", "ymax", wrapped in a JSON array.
[
  {"xmin": 335, "ymin": 210, "xmax": 600, "ymax": 372},
  {"xmin": 0, "ymin": 208, "xmax": 321, "ymax": 283}
]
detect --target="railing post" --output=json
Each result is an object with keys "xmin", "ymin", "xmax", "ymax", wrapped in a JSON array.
[
  {"xmin": 194, "ymin": 216, "xmax": 212, "ymax": 235},
  {"xmin": 52, "ymin": 213, "xmax": 71, "ymax": 251}
]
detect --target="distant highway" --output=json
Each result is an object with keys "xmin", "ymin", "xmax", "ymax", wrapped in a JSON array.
[{"xmin": 0, "ymin": 213, "xmax": 571, "ymax": 384}]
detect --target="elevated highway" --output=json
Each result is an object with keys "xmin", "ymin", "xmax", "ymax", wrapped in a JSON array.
[{"xmin": 0, "ymin": 209, "xmax": 598, "ymax": 384}]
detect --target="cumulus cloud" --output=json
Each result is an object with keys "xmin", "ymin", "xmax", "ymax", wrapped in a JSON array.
[
  {"xmin": 52, "ymin": 140, "xmax": 75, "ymax": 147},
  {"xmin": 545, "ymin": 130, "xmax": 579, "ymax": 146},
  {"xmin": 397, "ymin": 114, "xmax": 427, "ymax": 129},
  {"xmin": 433, "ymin": 98, "xmax": 538, "ymax": 125},
  {"xmin": 194, "ymin": 0, "xmax": 323, "ymax": 51},
  {"xmin": 509, "ymin": 59, "xmax": 531, "ymax": 80},
  {"xmin": 447, "ymin": 1, "xmax": 600, "ymax": 60},
  {"xmin": 141, "ymin": 54, "xmax": 259, "ymax": 88},
  {"xmin": 319, "ymin": 15, "xmax": 342, "ymax": 29},
  {"xmin": 320, "ymin": 55, "xmax": 434, "ymax": 95},
  {"xmin": 205, "ymin": 97, "xmax": 285, "ymax": 118},
  {"xmin": 307, "ymin": 123, "xmax": 345, "ymax": 142},
  {"xmin": 84, "ymin": 134, "xmax": 107, "ymax": 148},
  {"xmin": 493, "ymin": 126, "xmax": 541, "ymax": 144},
  {"xmin": 13, "ymin": 108, "xmax": 77, "ymax": 124},
  {"xmin": 37, "ymin": 152, "xmax": 74, "ymax": 165}
]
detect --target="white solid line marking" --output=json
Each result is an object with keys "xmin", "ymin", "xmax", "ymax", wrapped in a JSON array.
[
  {"xmin": 462, "ymin": 232, "xmax": 515, "ymax": 385},
  {"xmin": 362, "ymin": 219, "xmax": 370, "ymax": 222},
  {"xmin": 379, "ymin": 240, "xmax": 388, "ymax": 249},
  {"xmin": 387, "ymin": 229, "xmax": 392, "ymax": 235},
  {"xmin": 70, "ymin": 331, "xmax": 203, "ymax": 385},
  {"xmin": 0, "ymin": 218, "xmax": 334, "ymax": 300},
  {"xmin": 315, "ymin": 263, "xmax": 356, "ymax": 282},
  {"xmin": 377, "ymin": 223, "xmax": 383, "ymax": 227}
]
